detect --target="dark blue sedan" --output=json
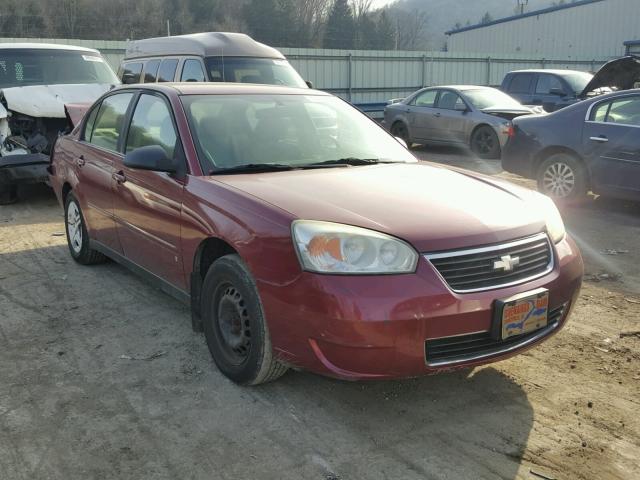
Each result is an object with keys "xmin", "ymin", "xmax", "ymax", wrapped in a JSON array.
[{"xmin": 502, "ymin": 89, "xmax": 640, "ymax": 202}]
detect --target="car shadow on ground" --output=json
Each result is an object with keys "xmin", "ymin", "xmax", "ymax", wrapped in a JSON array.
[{"xmin": 0, "ymin": 240, "xmax": 534, "ymax": 480}]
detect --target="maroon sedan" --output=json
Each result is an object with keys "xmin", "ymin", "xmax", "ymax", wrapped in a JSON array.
[{"xmin": 49, "ymin": 83, "xmax": 583, "ymax": 385}]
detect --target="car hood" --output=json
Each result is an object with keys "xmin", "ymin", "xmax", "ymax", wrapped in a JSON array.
[
  {"xmin": 211, "ymin": 163, "xmax": 546, "ymax": 252},
  {"xmin": 580, "ymin": 55, "xmax": 640, "ymax": 97},
  {"xmin": 0, "ymin": 83, "xmax": 112, "ymax": 118}
]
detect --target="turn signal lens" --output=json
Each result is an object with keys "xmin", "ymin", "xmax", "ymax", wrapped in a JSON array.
[{"xmin": 292, "ymin": 221, "xmax": 418, "ymax": 274}]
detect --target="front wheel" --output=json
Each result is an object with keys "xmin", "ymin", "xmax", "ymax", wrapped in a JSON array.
[
  {"xmin": 64, "ymin": 193, "xmax": 106, "ymax": 265},
  {"xmin": 537, "ymin": 153, "xmax": 588, "ymax": 203},
  {"xmin": 470, "ymin": 125, "xmax": 501, "ymax": 159},
  {"xmin": 202, "ymin": 254, "xmax": 287, "ymax": 385}
]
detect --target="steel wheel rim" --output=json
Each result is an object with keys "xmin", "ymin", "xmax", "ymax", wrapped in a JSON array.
[
  {"xmin": 67, "ymin": 202, "xmax": 83, "ymax": 254},
  {"xmin": 216, "ymin": 284, "xmax": 252, "ymax": 365},
  {"xmin": 543, "ymin": 161, "xmax": 575, "ymax": 197},
  {"xmin": 474, "ymin": 129, "xmax": 494, "ymax": 154}
]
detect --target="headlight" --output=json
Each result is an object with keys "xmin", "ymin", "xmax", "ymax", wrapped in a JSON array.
[
  {"xmin": 537, "ymin": 194, "xmax": 566, "ymax": 243},
  {"xmin": 292, "ymin": 220, "xmax": 418, "ymax": 274}
]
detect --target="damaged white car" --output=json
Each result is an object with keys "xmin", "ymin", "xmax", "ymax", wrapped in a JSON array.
[{"xmin": 0, "ymin": 43, "xmax": 119, "ymax": 203}]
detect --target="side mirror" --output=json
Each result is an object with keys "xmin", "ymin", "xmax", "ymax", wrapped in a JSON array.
[
  {"xmin": 124, "ymin": 145, "xmax": 175, "ymax": 173},
  {"xmin": 305, "ymin": 80, "xmax": 314, "ymax": 89},
  {"xmin": 549, "ymin": 88, "xmax": 565, "ymax": 96},
  {"xmin": 395, "ymin": 137, "xmax": 408, "ymax": 149},
  {"xmin": 122, "ymin": 73, "xmax": 138, "ymax": 85},
  {"xmin": 454, "ymin": 103, "xmax": 468, "ymax": 112}
]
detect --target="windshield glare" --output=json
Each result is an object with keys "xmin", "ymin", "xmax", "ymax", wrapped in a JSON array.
[
  {"xmin": 205, "ymin": 57, "xmax": 307, "ymax": 88},
  {"xmin": 463, "ymin": 89, "xmax": 524, "ymax": 109},
  {"xmin": 182, "ymin": 94, "xmax": 416, "ymax": 171},
  {"xmin": 562, "ymin": 72, "xmax": 594, "ymax": 94},
  {"xmin": 0, "ymin": 49, "xmax": 118, "ymax": 88}
]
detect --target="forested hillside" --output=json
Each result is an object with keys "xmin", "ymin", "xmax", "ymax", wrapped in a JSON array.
[{"xmin": 0, "ymin": 0, "xmax": 567, "ymax": 50}]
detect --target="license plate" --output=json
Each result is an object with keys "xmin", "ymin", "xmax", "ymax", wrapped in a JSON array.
[{"xmin": 499, "ymin": 289, "xmax": 549, "ymax": 340}]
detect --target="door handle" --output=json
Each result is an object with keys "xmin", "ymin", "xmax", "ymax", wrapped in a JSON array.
[
  {"xmin": 434, "ymin": 112, "xmax": 441, "ymax": 117},
  {"xmin": 590, "ymin": 136, "xmax": 608, "ymax": 143},
  {"xmin": 76, "ymin": 155, "xmax": 85, "ymax": 167},
  {"xmin": 112, "ymin": 171, "xmax": 126, "ymax": 184}
]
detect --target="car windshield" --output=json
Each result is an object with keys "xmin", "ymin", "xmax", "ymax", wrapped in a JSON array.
[
  {"xmin": 463, "ymin": 89, "xmax": 524, "ymax": 109},
  {"xmin": 0, "ymin": 49, "xmax": 118, "ymax": 88},
  {"xmin": 562, "ymin": 72, "xmax": 593, "ymax": 94},
  {"xmin": 204, "ymin": 57, "xmax": 307, "ymax": 88},
  {"xmin": 181, "ymin": 94, "xmax": 416, "ymax": 172}
]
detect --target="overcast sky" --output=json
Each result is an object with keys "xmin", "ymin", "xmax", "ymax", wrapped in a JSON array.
[{"xmin": 371, "ymin": 0, "xmax": 396, "ymax": 8}]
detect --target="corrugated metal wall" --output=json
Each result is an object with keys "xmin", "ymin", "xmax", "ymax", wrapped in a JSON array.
[
  {"xmin": 0, "ymin": 37, "xmax": 607, "ymax": 104},
  {"xmin": 448, "ymin": 0, "xmax": 639, "ymax": 59}
]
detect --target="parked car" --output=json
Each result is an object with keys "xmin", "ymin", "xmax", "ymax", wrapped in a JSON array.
[
  {"xmin": 119, "ymin": 32, "xmax": 310, "ymax": 88},
  {"xmin": 502, "ymin": 89, "xmax": 640, "ymax": 203},
  {"xmin": 384, "ymin": 85, "xmax": 537, "ymax": 159},
  {"xmin": 50, "ymin": 83, "xmax": 583, "ymax": 385},
  {"xmin": 0, "ymin": 43, "xmax": 119, "ymax": 204},
  {"xmin": 500, "ymin": 55, "xmax": 640, "ymax": 112}
]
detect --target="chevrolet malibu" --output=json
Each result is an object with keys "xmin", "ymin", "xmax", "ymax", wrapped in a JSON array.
[{"xmin": 50, "ymin": 83, "xmax": 583, "ymax": 385}]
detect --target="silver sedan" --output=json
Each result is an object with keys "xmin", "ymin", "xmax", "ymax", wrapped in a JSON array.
[{"xmin": 384, "ymin": 86, "xmax": 538, "ymax": 159}]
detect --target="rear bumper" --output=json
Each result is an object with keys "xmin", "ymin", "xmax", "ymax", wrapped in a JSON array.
[
  {"xmin": 501, "ymin": 137, "xmax": 537, "ymax": 178},
  {"xmin": 0, "ymin": 153, "xmax": 50, "ymax": 186},
  {"xmin": 258, "ymin": 235, "xmax": 583, "ymax": 380}
]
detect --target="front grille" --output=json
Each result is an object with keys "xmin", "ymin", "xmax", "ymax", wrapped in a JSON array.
[
  {"xmin": 425, "ymin": 233, "xmax": 553, "ymax": 293},
  {"xmin": 425, "ymin": 303, "xmax": 567, "ymax": 366}
]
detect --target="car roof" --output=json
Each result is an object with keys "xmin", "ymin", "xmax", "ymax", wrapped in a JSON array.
[
  {"xmin": 507, "ymin": 69, "xmax": 588, "ymax": 75},
  {"xmin": 0, "ymin": 43, "xmax": 100, "ymax": 54},
  {"xmin": 420, "ymin": 85, "xmax": 496, "ymax": 92},
  {"xmin": 112, "ymin": 82, "xmax": 331, "ymax": 97},
  {"xmin": 125, "ymin": 32, "xmax": 286, "ymax": 60}
]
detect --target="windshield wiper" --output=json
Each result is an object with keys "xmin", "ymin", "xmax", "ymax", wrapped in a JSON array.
[
  {"xmin": 210, "ymin": 163, "xmax": 296, "ymax": 174},
  {"xmin": 303, "ymin": 157, "xmax": 396, "ymax": 167}
]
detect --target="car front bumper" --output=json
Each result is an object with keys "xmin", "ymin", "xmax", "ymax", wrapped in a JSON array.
[
  {"xmin": 0, "ymin": 152, "xmax": 50, "ymax": 186},
  {"xmin": 258, "ymin": 235, "xmax": 583, "ymax": 380}
]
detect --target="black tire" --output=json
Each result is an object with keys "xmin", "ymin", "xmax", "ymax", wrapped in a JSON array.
[
  {"xmin": 537, "ymin": 153, "xmax": 588, "ymax": 203},
  {"xmin": 202, "ymin": 254, "xmax": 287, "ymax": 385},
  {"xmin": 471, "ymin": 125, "xmax": 501, "ymax": 159},
  {"xmin": 390, "ymin": 122, "xmax": 414, "ymax": 149},
  {"xmin": 0, "ymin": 184, "xmax": 18, "ymax": 205},
  {"xmin": 64, "ymin": 193, "xmax": 106, "ymax": 265}
]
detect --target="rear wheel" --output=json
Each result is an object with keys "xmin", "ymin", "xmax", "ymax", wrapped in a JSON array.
[
  {"xmin": 64, "ymin": 193, "xmax": 106, "ymax": 265},
  {"xmin": 202, "ymin": 254, "xmax": 287, "ymax": 385},
  {"xmin": 390, "ymin": 122, "xmax": 413, "ymax": 148},
  {"xmin": 537, "ymin": 153, "xmax": 588, "ymax": 203},
  {"xmin": 471, "ymin": 125, "xmax": 501, "ymax": 159}
]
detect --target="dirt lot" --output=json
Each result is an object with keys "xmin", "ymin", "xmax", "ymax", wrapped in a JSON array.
[{"xmin": 1, "ymin": 149, "xmax": 639, "ymax": 480}]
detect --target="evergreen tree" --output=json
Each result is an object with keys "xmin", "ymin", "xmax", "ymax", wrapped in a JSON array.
[
  {"xmin": 323, "ymin": 0, "xmax": 355, "ymax": 49},
  {"xmin": 481, "ymin": 12, "xmax": 493, "ymax": 24}
]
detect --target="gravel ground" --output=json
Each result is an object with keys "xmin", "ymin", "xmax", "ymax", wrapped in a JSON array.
[{"xmin": 1, "ymin": 151, "xmax": 639, "ymax": 479}]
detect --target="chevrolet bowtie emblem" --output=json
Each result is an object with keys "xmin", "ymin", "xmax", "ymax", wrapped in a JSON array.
[{"xmin": 493, "ymin": 255, "xmax": 520, "ymax": 272}]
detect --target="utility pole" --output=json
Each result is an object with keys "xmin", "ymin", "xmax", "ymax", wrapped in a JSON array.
[
  {"xmin": 516, "ymin": 0, "xmax": 529, "ymax": 15},
  {"xmin": 166, "ymin": 19, "xmax": 171, "ymax": 37}
]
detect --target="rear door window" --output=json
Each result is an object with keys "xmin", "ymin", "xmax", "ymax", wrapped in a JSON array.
[
  {"xmin": 82, "ymin": 105, "xmax": 100, "ymax": 141},
  {"xmin": 143, "ymin": 59, "xmax": 161, "ymax": 83},
  {"xmin": 411, "ymin": 90, "xmax": 438, "ymax": 107},
  {"xmin": 88, "ymin": 93, "xmax": 134, "ymax": 152},
  {"xmin": 157, "ymin": 59, "xmax": 179, "ymax": 82},
  {"xmin": 602, "ymin": 96, "xmax": 640, "ymax": 126},
  {"xmin": 122, "ymin": 63, "xmax": 142, "ymax": 84},
  {"xmin": 181, "ymin": 59, "xmax": 205, "ymax": 82},
  {"xmin": 507, "ymin": 74, "xmax": 534, "ymax": 94}
]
